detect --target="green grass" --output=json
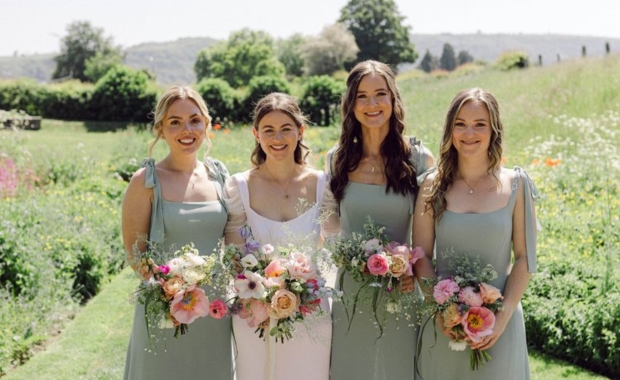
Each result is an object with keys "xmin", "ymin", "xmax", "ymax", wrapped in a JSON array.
[{"xmin": 2, "ymin": 269, "xmax": 609, "ymax": 380}]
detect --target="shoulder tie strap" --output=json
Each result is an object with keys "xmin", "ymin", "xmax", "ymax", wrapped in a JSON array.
[
  {"xmin": 141, "ymin": 158, "xmax": 165, "ymax": 244},
  {"xmin": 514, "ymin": 166, "xmax": 540, "ymax": 273}
]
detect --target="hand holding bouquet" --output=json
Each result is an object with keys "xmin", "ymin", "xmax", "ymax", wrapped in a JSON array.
[
  {"xmin": 419, "ymin": 250, "xmax": 504, "ymax": 371},
  {"xmin": 132, "ymin": 242, "xmax": 228, "ymax": 340},
  {"xmin": 220, "ymin": 225, "xmax": 337, "ymax": 343},
  {"xmin": 327, "ymin": 217, "xmax": 425, "ymax": 337}
]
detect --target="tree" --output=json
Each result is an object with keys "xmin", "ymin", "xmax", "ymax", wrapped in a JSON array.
[
  {"xmin": 439, "ymin": 43, "xmax": 457, "ymax": 72},
  {"xmin": 277, "ymin": 33, "xmax": 307, "ymax": 78},
  {"xmin": 457, "ymin": 50, "xmax": 474, "ymax": 66},
  {"xmin": 339, "ymin": 0, "xmax": 417, "ymax": 69},
  {"xmin": 418, "ymin": 49, "xmax": 437, "ymax": 73},
  {"xmin": 84, "ymin": 50, "xmax": 124, "ymax": 83},
  {"xmin": 52, "ymin": 21, "xmax": 123, "ymax": 82},
  {"xmin": 194, "ymin": 28, "xmax": 285, "ymax": 87},
  {"xmin": 302, "ymin": 23, "xmax": 359, "ymax": 76}
]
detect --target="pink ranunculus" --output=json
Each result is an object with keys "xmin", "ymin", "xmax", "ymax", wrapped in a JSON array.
[
  {"xmin": 458, "ymin": 286, "xmax": 484, "ymax": 307},
  {"xmin": 238, "ymin": 299, "xmax": 269, "ymax": 328},
  {"xmin": 209, "ymin": 299, "xmax": 228, "ymax": 319},
  {"xmin": 285, "ymin": 251, "xmax": 317, "ymax": 280},
  {"xmin": 364, "ymin": 238, "xmax": 383, "ymax": 255},
  {"xmin": 158, "ymin": 264, "xmax": 170, "ymax": 275},
  {"xmin": 261, "ymin": 244, "xmax": 275, "ymax": 256},
  {"xmin": 265, "ymin": 259, "xmax": 286, "ymax": 278},
  {"xmin": 367, "ymin": 254, "xmax": 390, "ymax": 276},
  {"xmin": 479, "ymin": 282, "xmax": 504, "ymax": 304},
  {"xmin": 433, "ymin": 278, "xmax": 460, "ymax": 305},
  {"xmin": 461, "ymin": 306, "xmax": 495, "ymax": 343},
  {"xmin": 170, "ymin": 285, "xmax": 210, "ymax": 324}
]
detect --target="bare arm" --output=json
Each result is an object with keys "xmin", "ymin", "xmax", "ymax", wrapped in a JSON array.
[
  {"xmin": 223, "ymin": 176, "xmax": 247, "ymax": 246},
  {"xmin": 412, "ymin": 174, "xmax": 437, "ymax": 293},
  {"xmin": 121, "ymin": 168, "xmax": 153, "ymax": 277}
]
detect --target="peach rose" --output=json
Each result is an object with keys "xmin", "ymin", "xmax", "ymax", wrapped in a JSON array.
[
  {"xmin": 479, "ymin": 282, "xmax": 504, "ymax": 304},
  {"xmin": 285, "ymin": 251, "xmax": 317, "ymax": 280},
  {"xmin": 269, "ymin": 289, "xmax": 299, "ymax": 319},
  {"xmin": 388, "ymin": 254, "xmax": 409, "ymax": 277},
  {"xmin": 162, "ymin": 277, "xmax": 185, "ymax": 299}
]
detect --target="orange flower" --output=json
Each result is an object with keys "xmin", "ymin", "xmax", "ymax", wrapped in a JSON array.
[
  {"xmin": 213, "ymin": 123, "xmax": 222, "ymax": 130},
  {"xmin": 531, "ymin": 159, "xmax": 541, "ymax": 166},
  {"xmin": 501, "ymin": 156, "xmax": 508, "ymax": 165},
  {"xmin": 223, "ymin": 128, "xmax": 231, "ymax": 134},
  {"xmin": 208, "ymin": 132, "xmax": 216, "ymax": 140},
  {"xmin": 545, "ymin": 158, "xmax": 561, "ymax": 167}
]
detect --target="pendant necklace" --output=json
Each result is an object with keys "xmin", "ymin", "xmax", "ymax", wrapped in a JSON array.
[
  {"xmin": 458, "ymin": 170, "xmax": 486, "ymax": 195},
  {"xmin": 264, "ymin": 165, "xmax": 294, "ymax": 199}
]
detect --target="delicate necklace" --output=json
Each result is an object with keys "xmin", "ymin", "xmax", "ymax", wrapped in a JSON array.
[
  {"xmin": 263, "ymin": 165, "xmax": 295, "ymax": 199},
  {"xmin": 458, "ymin": 170, "xmax": 487, "ymax": 195},
  {"xmin": 367, "ymin": 156, "xmax": 382, "ymax": 173}
]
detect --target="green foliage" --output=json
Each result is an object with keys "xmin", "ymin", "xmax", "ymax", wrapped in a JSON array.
[
  {"xmin": 0, "ymin": 79, "xmax": 45, "ymax": 116},
  {"xmin": 299, "ymin": 75, "xmax": 345, "ymax": 126},
  {"xmin": 90, "ymin": 65, "xmax": 159, "ymax": 123},
  {"xmin": 195, "ymin": 77, "xmax": 239, "ymax": 124},
  {"xmin": 240, "ymin": 75, "xmax": 292, "ymax": 124},
  {"xmin": 302, "ymin": 23, "xmax": 359, "ymax": 76},
  {"xmin": 277, "ymin": 33, "xmax": 307, "ymax": 78},
  {"xmin": 194, "ymin": 29, "xmax": 285, "ymax": 88},
  {"xmin": 495, "ymin": 50, "xmax": 530, "ymax": 71},
  {"xmin": 39, "ymin": 81, "xmax": 95, "ymax": 121},
  {"xmin": 439, "ymin": 43, "xmax": 457, "ymax": 72},
  {"xmin": 418, "ymin": 49, "xmax": 437, "ymax": 73},
  {"xmin": 457, "ymin": 50, "xmax": 474, "ymax": 66},
  {"xmin": 339, "ymin": 0, "xmax": 417, "ymax": 68},
  {"xmin": 52, "ymin": 21, "xmax": 123, "ymax": 82},
  {"xmin": 84, "ymin": 51, "xmax": 124, "ymax": 83}
]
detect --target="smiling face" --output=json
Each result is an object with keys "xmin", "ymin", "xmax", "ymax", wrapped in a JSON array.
[
  {"xmin": 353, "ymin": 73, "xmax": 393, "ymax": 131},
  {"xmin": 451, "ymin": 100, "xmax": 492, "ymax": 159},
  {"xmin": 253, "ymin": 110, "xmax": 303, "ymax": 162},
  {"xmin": 160, "ymin": 98, "xmax": 206, "ymax": 155}
]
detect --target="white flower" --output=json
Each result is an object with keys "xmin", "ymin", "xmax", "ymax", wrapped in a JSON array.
[
  {"xmin": 182, "ymin": 268, "xmax": 205, "ymax": 284},
  {"xmin": 234, "ymin": 271, "xmax": 265, "ymax": 299},
  {"xmin": 449, "ymin": 339, "xmax": 468, "ymax": 351},
  {"xmin": 261, "ymin": 244, "xmax": 275, "ymax": 256},
  {"xmin": 158, "ymin": 316, "xmax": 175, "ymax": 329},
  {"xmin": 241, "ymin": 254, "xmax": 259, "ymax": 268},
  {"xmin": 183, "ymin": 253, "xmax": 206, "ymax": 266},
  {"xmin": 386, "ymin": 301, "xmax": 402, "ymax": 314}
]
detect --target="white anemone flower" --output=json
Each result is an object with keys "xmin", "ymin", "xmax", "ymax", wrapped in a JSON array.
[
  {"xmin": 234, "ymin": 271, "xmax": 265, "ymax": 299},
  {"xmin": 241, "ymin": 254, "xmax": 259, "ymax": 268}
]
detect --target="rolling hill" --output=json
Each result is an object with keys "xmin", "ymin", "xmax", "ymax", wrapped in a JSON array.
[{"xmin": 0, "ymin": 33, "xmax": 618, "ymax": 86}]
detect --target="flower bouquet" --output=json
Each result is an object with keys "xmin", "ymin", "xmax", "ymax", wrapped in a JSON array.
[
  {"xmin": 418, "ymin": 249, "xmax": 504, "ymax": 371},
  {"xmin": 326, "ymin": 217, "xmax": 425, "ymax": 337},
  {"xmin": 220, "ymin": 225, "xmax": 337, "ymax": 343},
  {"xmin": 132, "ymin": 242, "xmax": 228, "ymax": 341}
]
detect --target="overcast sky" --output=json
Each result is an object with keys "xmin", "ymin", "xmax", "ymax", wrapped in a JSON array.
[{"xmin": 1, "ymin": 0, "xmax": 619, "ymax": 56}]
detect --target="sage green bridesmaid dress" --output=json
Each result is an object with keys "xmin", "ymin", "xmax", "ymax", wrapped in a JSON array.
[
  {"xmin": 416, "ymin": 167, "xmax": 538, "ymax": 380},
  {"xmin": 123, "ymin": 158, "xmax": 233, "ymax": 380},
  {"xmin": 328, "ymin": 138, "xmax": 430, "ymax": 380}
]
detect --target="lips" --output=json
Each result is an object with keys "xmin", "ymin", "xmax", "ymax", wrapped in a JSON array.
[
  {"xmin": 270, "ymin": 144, "xmax": 287, "ymax": 151},
  {"xmin": 365, "ymin": 111, "xmax": 382, "ymax": 116},
  {"xmin": 179, "ymin": 138, "xmax": 196, "ymax": 145}
]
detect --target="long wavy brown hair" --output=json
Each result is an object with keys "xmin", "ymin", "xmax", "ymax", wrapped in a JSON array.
[
  {"xmin": 426, "ymin": 88, "xmax": 504, "ymax": 221},
  {"xmin": 250, "ymin": 92, "xmax": 310, "ymax": 167},
  {"xmin": 330, "ymin": 60, "xmax": 417, "ymax": 202}
]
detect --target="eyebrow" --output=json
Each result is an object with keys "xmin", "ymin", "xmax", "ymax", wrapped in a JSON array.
[
  {"xmin": 455, "ymin": 117, "xmax": 488, "ymax": 122},
  {"xmin": 167, "ymin": 113, "xmax": 201, "ymax": 120},
  {"xmin": 357, "ymin": 88, "xmax": 388, "ymax": 94},
  {"xmin": 260, "ymin": 122, "xmax": 294, "ymax": 129}
]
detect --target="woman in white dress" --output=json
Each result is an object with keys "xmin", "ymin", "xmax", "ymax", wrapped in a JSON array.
[{"xmin": 223, "ymin": 92, "xmax": 337, "ymax": 380}]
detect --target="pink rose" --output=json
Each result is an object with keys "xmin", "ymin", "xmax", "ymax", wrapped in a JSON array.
[
  {"xmin": 367, "ymin": 254, "xmax": 390, "ymax": 276},
  {"xmin": 170, "ymin": 285, "xmax": 210, "ymax": 324},
  {"xmin": 269, "ymin": 289, "xmax": 299, "ymax": 319},
  {"xmin": 285, "ymin": 251, "xmax": 317, "ymax": 280},
  {"xmin": 209, "ymin": 299, "xmax": 228, "ymax": 319},
  {"xmin": 433, "ymin": 278, "xmax": 460, "ymax": 305},
  {"xmin": 238, "ymin": 299, "xmax": 269, "ymax": 328},
  {"xmin": 461, "ymin": 306, "xmax": 495, "ymax": 343},
  {"xmin": 458, "ymin": 286, "xmax": 484, "ymax": 307},
  {"xmin": 479, "ymin": 283, "xmax": 504, "ymax": 304},
  {"xmin": 265, "ymin": 259, "xmax": 285, "ymax": 278}
]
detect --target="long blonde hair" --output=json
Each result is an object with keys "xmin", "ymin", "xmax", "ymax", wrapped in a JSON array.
[
  {"xmin": 148, "ymin": 86, "xmax": 213, "ymax": 158},
  {"xmin": 427, "ymin": 88, "xmax": 504, "ymax": 221}
]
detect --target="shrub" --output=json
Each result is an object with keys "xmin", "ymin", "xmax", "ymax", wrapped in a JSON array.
[
  {"xmin": 299, "ymin": 75, "xmax": 345, "ymax": 127},
  {"xmin": 240, "ymin": 75, "xmax": 291, "ymax": 124},
  {"xmin": 495, "ymin": 51, "xmax": 530, "ymax": 71},
  {"xmin": 39, "ymin": 80, "xmax": 95, "ymax": 121},
  {"xmin": 90, "ymin": 65, "xmax": 159, "ymax": 123},
  {"xmin": 0, "ymin": 79, "xmax": 45, "ymax": 116},
  {"xmin": 195, "ymin": 77, "xmax": 238, "ymax": 124}
]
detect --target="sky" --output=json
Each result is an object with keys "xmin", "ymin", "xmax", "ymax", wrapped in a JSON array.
[{"xmin": 1, "ymin": 0, "xmax": 619, "ymax": 57}]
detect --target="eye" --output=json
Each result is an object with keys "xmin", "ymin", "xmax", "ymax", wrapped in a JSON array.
[
  {"xmin": 191, "ymin": 118, "xmax": 202, "ymax": 124},
  {"xmin": 356, "ymin": 94, "xmax": 367, "ymax": 99},
  {"xmin": 475, "ymin": 122, "xmax": 487, "ymax": 128},
  {"xmin": 454, "ymin": 122, "xmax": 466, "ymax": 128},
  {"xmin": 170, "ymin": 120, "xmax": 180, "ymax": 126},
  {"xmin": 377, "ymin": 91, "xmax": 389, "ymax": 97}
]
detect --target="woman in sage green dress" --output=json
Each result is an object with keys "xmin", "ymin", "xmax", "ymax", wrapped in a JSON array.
[
  {"xmin": 414, "ymin": 88, "xmax": 537, "ymax": 379},
  {"xmin": 325, "ymin": 60, "xmax": 434, "ymax": 380},
  {"xmin": 121, "ymin": 86, "xmax": 232, "ymax": 379}
]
